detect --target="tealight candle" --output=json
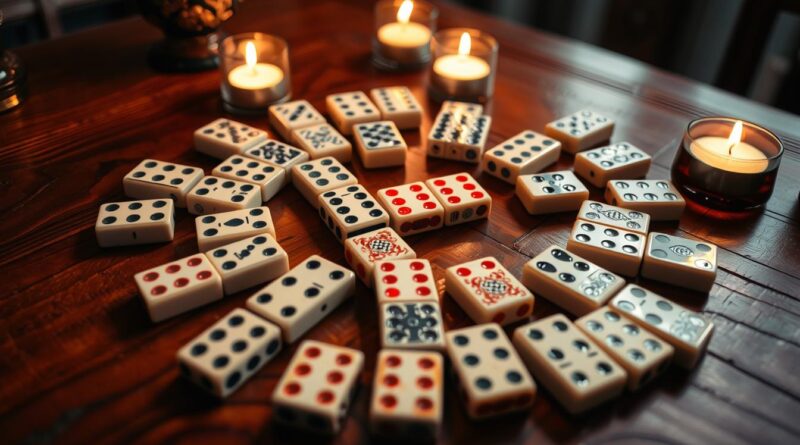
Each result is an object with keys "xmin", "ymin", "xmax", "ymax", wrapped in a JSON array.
[
  {"xmin": 372, "ymin": 0, "xmax": 437, "ymax": 70},
  {"xmin": 671, "ymin": 117, "xmax": 783, "ymax": 212},
  {"xmin": 428, "ymin": 28, "xmax": 497, "ymax": 103},
  {"xmin": 689, "ymin": 122, "xmax": 768, "ymax": 174},
  {"xmin": 432, "ymin": 40, "xmax": 490, "ymax": 81},
  {"xmin": 227, "ymin": 44, "xmax": 284, "ymax": 90},
  {"xmin": 219, "ymin": 33, "xmax": 291, "ymax": 114}
]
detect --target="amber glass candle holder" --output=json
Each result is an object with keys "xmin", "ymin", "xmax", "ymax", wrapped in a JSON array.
[
  {"xmin": 372, "ymin": 0, "xmax": 437, "ymax": 71},
  {"xmin": 428, "ymin": 28, "xmax": 498, "ymax": 103},
  {"xmin": 0, "ymin": 11, "xmax": 27, "ymax": 113},
  {"xmin": 671, "ymin": 117, "xmax": 783, "ymax": 213},
  {"xmin": 0, "ymin": 48, "xmax": 27, "ymax": 113},
  {"xmin": 219, "ymin": 33, "xmax": 291, "ymax": 115}
]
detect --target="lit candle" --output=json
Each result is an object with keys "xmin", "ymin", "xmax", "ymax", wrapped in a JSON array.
[
  {"xmin": 377, "ymin": 0, "xmax": 432, "ymax": 48},
  {"xmin": 220, "ymin": 36, "xmax": 291, "ymax": 113},
  {"xmin": 428, "ymin": 29, "xmax": 496, "ymax": 102},
  {"xmin": 374, "ymin": 0, "xmax": 433, "ymax": 68},
  {"xmin": 432, "ymin": 32, "xmax": 490, "ymax": 81},
  {"xmin": 690, "ymin": 120, "xmax": 768, "ymax": 174},
  {"xmin": 228, "ymin": 41, "xmax": 284, "ymax": 90},
  {"xmin": 671, "ymin": 117, "xmax": 783, "ymax": 212}
]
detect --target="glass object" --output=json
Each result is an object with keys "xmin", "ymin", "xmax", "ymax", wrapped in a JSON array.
[
  {"xmin": 428, "ymin": 28, "xmax": 498, "ymax": 103},
  {"xmin": 372, "ymin": 0, "xmax": 438, "ymax": 71},
  {"xmin": 671, "ymin": 117, "xmax": 783, "ymax": 213},
  {"xmin": 219, "ymin": 33, "xmax": 292, "ymax": 115},
  {"xmin": 0, "ymin": 11, "xmax": 27, "ymax": 112},
  {"xmin": 137, "ymin": 0, "xmax": 235, "ymax": 72}
]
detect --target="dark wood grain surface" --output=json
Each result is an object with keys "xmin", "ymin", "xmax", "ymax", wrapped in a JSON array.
[{"xmin": 1, "ymin": 1, "xmax": 799, "ymax": 444}]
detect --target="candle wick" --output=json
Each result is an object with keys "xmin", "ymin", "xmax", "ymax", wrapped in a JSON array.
[{"xmin": 728, "ymin": 142, "xmax": 735, "ymax": 156}]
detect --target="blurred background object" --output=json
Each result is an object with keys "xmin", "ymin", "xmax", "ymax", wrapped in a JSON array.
[
  {"xmin": 137, "ymin": 0, "xmax": 237, "ymax": 71},
  {"xmin": 0, "ymin": 0, "xmax": 797, "ymax": 112},
  {"xmin": 461, "ymin": 0, "xmax": 800, "ymax": 115},
  {"xmin": 0, "ymin": 9, "xmax": 28, "ymax": 112}
]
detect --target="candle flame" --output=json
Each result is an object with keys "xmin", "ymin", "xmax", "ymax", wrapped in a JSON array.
[
  {"xmin": 458, "ymin": 32, "xmax": 471, "ymax": 56},
  {"xmin": 245, "ymin": 41, "xmax": 257, "ymax": 70},
  {"xmin": 397, "ymin": 0, "xmax": 413, "ymax": 24},
  {"xmin": 727, "ymin": 120, "xmax": 743, "ymax": 146},
  {"xmin": 726, "ymin": 120, "xmax": 743, "ymax": 156}
]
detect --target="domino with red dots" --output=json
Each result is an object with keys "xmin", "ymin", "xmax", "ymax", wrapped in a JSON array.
[
  {"xmin": 370, "ymin": 350, "xmax": 444, "ymax": 440},
  {"xmin": 134, "ymin": 253, "xmax": 223, "ymax": 322},
  {"xmin": 344, "ymin": 227, "xmax": 416, "ymax": 287},
  {"xmin": 445, "ymin": 257, "xmax": 534, "ymax": 326},
  {"xmin": 374, "ymin": 258, "xmax": 438, "ymax": 304},
  {"xmin": 425, "ymin": 173, "xmax": 491, "ymax": 226},
  {"xmin": 376, "ymin": 182, "xmax": 445, "ymax": 236},
  {"xmin": 272, "ymin": 340, "xmax": 364, "ymax": 434}
]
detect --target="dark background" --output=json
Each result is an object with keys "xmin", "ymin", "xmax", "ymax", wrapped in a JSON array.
[{"xmin": 1, "ymin": 0, "xmax": 799, "ymax": 114}]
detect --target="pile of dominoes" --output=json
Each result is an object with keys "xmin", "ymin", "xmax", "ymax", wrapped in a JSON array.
[{"xmin": 97, "ymin": 86, "xmax": 716, "ymax": 438}]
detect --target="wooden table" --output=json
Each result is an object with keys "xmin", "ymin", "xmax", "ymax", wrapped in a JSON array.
[{"xmin": 2, "ymin": 1, "xmax": 799, "ymax": 444}]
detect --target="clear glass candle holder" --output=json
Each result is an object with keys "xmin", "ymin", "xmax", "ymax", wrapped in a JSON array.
[
  {"xmin": 372, "ymin": 0, "xmax": 437, "ymax": 71},
  {"xmin": 671, "ymin": 117, "xmax": 783, "ymax": 213},
  {"xmin": 428, "ymin": 28, "xmax": 498, "ymax": 103},
  {"xmin": 219, "ymin": 33, "xmax": 291, "ymax": 114}
]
